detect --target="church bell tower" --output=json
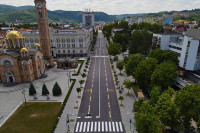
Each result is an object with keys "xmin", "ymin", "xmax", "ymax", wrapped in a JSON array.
[{"xmin": 34, "ymin": 0, "xmax": 53, "ymax": 65}]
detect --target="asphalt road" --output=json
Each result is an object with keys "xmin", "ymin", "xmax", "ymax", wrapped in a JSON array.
[{"xmin": 75, "ymin": 31, "xmax": 125, "ymax": 133}]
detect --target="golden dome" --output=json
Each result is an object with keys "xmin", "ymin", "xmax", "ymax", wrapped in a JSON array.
[
  {"xmin": 20, "ymin": 48, "xmax": 28, "ymax": 53},
  {"xmin": 6, "ymin": 30, "xmax": 24, "ymax": 40},
  {"xmin": 34, "ymin": 43, "xmax": 40, "ymax": 47}
]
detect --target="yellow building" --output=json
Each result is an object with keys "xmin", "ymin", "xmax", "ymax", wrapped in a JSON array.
[{"xmin": 0, "ymin": 30, "xmax": 45, "ymax": 85}]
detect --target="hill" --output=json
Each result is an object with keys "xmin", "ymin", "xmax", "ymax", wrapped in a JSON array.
[{"xmin": 0, "ymin": 4, "xmax": 118, "ymax": 23}]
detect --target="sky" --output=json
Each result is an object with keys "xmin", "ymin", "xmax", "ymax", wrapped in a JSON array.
[{"xmin": 0, "ymin": 0, "xmax": 200, "ymax": 15}]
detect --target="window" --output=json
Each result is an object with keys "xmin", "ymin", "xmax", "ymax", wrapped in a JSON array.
[
  {"xmin": 30, "ymin": 39, "xmax": 34, "ymax": 43},
  {"xmin": 63, "ymin": 50, "xmax": 65, "ymax": 53},
  {"xmin": 58, "ymin": 50, "xmax": 60, "ymax": 53},
  {"xmin": 35, "ymin": 38, "xmax": 39, "ymax": 43},
  {"xmin": 80, "ymin": 50, "xmax": 83, "ymax": 53},
  {"xmin": 56, "ymin": 39, "xmax": 60, "ymax": 43},
  {"xmin": 73, "ymin": 50, "xmax": 75, "ymax": 53},
  {"xmin": 61, "ymin": 39, "xmax": 65, "ymax": 43},
  {"xmin": 4, "ymin": 60, "xmax": 11, "ymax": 66},
  {"xmin": 62, "ymin": 44, "xmax": 65, "ymax": 48},
  {"xmin": 39, "ymin": 10, "xmax": 43, "ymax": 18},
  {"xmin": 71, "ymin": 39, "xmax": 75, "ymax": 42},
  {"xmin": 67, "ymin": 44, "xmax": 70, "ymax": 48},
  {"xmin": 68, "ymin": 50, "xmax": 70, "ymax": 53},
  {"xmin": 57, "ymin": 44, "xmax": 61, "ymax": 48},
  {"xmin": 72, "ymin": 44, "xmax": 75, "ymax": 48},
  {"xmin": 66, "ymin": 39, "xmax": 70, "ymax": 42},
  {"xmin": 80, "ymin": 44, "xmax": 83, "ymax": 48}
]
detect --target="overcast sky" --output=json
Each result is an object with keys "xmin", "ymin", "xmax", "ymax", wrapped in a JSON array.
[{"xmin": 0, "ymin": 0, "xmax": 200, "ymax": 15}]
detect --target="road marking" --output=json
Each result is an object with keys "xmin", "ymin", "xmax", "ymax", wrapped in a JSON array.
[
  {"xmin": 116, "ymin": 122, "xmax": 119, "ymax": 132},
  {"xmin": 112, "ymin": 122, "xmax": 116, "ymax": 132},
  {"xmin": 87, "ymin": 122, "xmax": 90, "ymax": 132},
  {"xmin": 75, "ymin": 122, "xmax": 79, "ymax": 132},
  {"xmin": 119, "ymin": 122, "xmax": 123, "ymax": 132},
  {"xmin": 91, "ymin": 122, "xmax": 93, "ymax": 132},
  {"xmin": 105, "ymin": 122, "xmax": 108, "ymax": 132},
  {"xmin": 79, "ymin": 122, "xmax": 83, "ymax": 132},
  {"xmin": 94, "ymin": 122, "xmax": 97, "ymax": 132},
  {"xmin": 109, "ymin": 122, "xmax": 112, "ymax": 132},
  {"xmin": 102, "ymin": 121, "xmax": 104, "ymax": 132},
  {"xmin": 98, "ymin": 121, "xmax": 101, "ymax": 132},
  {"xmin": 83, "ymin": 122, "xmax": 86, "ymax": 132}
]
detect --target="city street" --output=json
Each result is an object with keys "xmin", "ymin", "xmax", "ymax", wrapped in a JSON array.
[{"xmin": 75, "ymin": 31, "xmax": 125, "ymax": 132}]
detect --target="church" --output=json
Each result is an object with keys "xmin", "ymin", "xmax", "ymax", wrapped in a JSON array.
[
  {"xmin": 0, "ymin": 30, "xmax": 45, "ymax": 84},
  {"xmin": 0, "ymin": 0, "xmax": 53, "ymax": 84}
]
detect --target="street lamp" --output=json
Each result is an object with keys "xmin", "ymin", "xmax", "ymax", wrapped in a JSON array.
[{"xmin": 22, "ymin": 90, "xmax": 26, "ymax": 104}]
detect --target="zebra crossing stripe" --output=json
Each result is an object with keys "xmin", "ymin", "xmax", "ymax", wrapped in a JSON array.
[
  {"xmin": 105, "ymin": 122, "xmax": 108, "ymax": 132},
  {"xmin": 119, "ymin": 122, "xmax": 123, "ymax": 132},
  {"xmin": 83, "ymin": 122, "xmax": 86, "ymax": 132},
  {"xmin": 109, "ymin": 122, "xmax": 112, "ymax": 132},
  {"xmin": 79, "ymin": 122, "xmax": 83, "ymax": 132},
  {"xmin": 112, "ymin": 122, "xmax": 116, "ymax": 132},
  {"xmin": 94, "ymin": 122, "xmax": 97, "ymax": 132},
  {"xmin": 91, "ymin": 122, "xmax": 93, "ymax": 132},
  {"xmin": 98, "ymin": 121, "xmax": 101, "ymax": 132},
  {"xmin": 102, "ymin": 122, "xmax": 104, "ymax": 132},
  {"xmin": 87, "ymin": 122, "xmax": 90, "ymax": 132},
  {"xmin": 75, "ymin": 122, "xmax": 79, "ymax": 132},
  {"xmin": 116, "ymin": 122, "xmax": 119, "ymax": 132}
]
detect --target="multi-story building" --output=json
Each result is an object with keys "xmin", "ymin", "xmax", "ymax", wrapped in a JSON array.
[
  {"xmin": 138, "ymin": 17, "xmax": 146, "ymax": 23},
  {"xmin": 152, "ymin": 29, "xmax": 200, "ymax": 71},
  {"xmin": 22, "ymin": 27, "xmax": 93, "ymax": 58},
  {"xmin": 82, "ymin": 10, "xmax": 95, "ymax": 27},
  {"xmin": 163, "ymin": 17, "xmax": 173, "ymax": 26},
  {"xmin": 125, "ymin": 17, "xmax": 138, "ymax": 25}
]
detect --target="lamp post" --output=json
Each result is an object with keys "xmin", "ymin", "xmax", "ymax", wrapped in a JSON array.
[{"xmin": 22, "ymin": 90, "xmax": 26, "ymax": 104}]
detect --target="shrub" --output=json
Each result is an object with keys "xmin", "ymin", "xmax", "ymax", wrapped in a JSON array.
[
  {"xmin": 81, "ymin": 73, "xmax": 86, "ymax": 78},
  {"xmin": 110, "ymin": 58, "xmax": 113, "ymax": 64},
  {"xmin": 85, "ymin": 65, "xmax": 88, "ymax": 68},
  {"xmin": 52, "ymin": 82, "xmax": 62, "ymax": 96},
  {"xmin": 29, "ymin": 83, "xmax": 36, "ymax": 95},
  {"xmin": 114, "ymin": 55, "xmax": 118, "ymax": 61},
  {"xmin": 42, "ymin": 84, "xmax": 49, "ymax": 95},
  {"xmin": 132, "ymin": 85, "xmax": 138, "ymax": 97},
  {"xmin": 84, "ymin": 69, "xmax": 87, "ymax": 72}
]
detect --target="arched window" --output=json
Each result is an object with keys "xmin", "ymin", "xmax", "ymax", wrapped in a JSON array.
[
  {"xmin": 1, "ymin": 58, "xmax": 14, "ymax": 65},
  {"xmin": 56, "ymin": 38, "xmax": 60, "ymax": 43},
  {"xmin": 4, "ymin": 60, "xmax": 11, "ymax": 66},
  {"xmin": 61, "ymin": 38, "xmax": 65, "ymax": 43}
]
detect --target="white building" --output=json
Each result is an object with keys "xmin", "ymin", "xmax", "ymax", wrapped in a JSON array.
[
  {"xmin": 82, "ymin": 11, "xmax": 95, "ymax": 27},
  {"xmin": 22, "ymin": 27, "xmax": 93, "ymax": 58},
  {"xmin": 153, "ymin": 29, "xmax": 200, "ymax": 71},
  {"xmin": 138, "ymin": 17, "xmax": 146, "ymax": 23},
  {"xmin": 125, "ymin": 17, "xmax": 137, "ymax": 25}
]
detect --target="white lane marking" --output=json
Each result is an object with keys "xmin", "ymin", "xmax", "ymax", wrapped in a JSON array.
[
  {"xmin": 98, "ymin": 121, "xmax": 101, "ymax": 132},
  {"xmin": 94, "ymin": 122, "xmax": 97, "ymax": 132},
  {"xmin": 102, "ymin": 121, "xmax": 104, "ymax": 132},
  {"xmin": 116, "ymin": 122, "xmax": 119, "ymax": 132},
  {"xmin": 105, "ymin": 122, "xmax": 108, "ymax": 132},
  {"xmin": 83, "ymin": 122, "xmax": 87, "ymax": 132},
  {"xmin": 119, "ymin": 122, "xmax": 123, "ymax": 132},
  {"xmin": 112, "ymin": 122, "xmax": 116, "ymax": 132},
  {"xmin": 75, "ymin": 122, "xmax": 79, "ymax": 132},
  {"xmin": 91, "ymin": 122, "xmax": 93, "ymax": 132},
  {"xmin": 79, "ymin": 122, "xmax": 83, "ymax": 132},
  {"xmin": 87, "ymin": 122, "xmax": 90, "ymax": 132},
  {"xmin": 109, "ymin": 122, "xmax": 112, "ymax": 132},
  {"xmin": 96, "ymin": 60, "xmax": 101, "ymax": 118}
]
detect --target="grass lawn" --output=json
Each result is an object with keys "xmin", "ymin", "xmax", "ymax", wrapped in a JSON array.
[{"xmin": 0, "ymin": 102, "xmax": 62, "ymax": 133}]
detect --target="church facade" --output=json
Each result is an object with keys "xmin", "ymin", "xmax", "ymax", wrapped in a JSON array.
[{"xmin": 0, "ymin": 30, "xmax": 45, "ymax": 84}]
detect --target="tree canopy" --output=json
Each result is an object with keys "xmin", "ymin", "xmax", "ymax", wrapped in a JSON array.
[{"xmin": 107, "ymin": 42, "xmax": 122, "ymax": 56}]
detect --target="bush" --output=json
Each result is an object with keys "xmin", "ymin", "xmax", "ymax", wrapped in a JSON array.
[
  {"xmin": 52, "ymin": 82, "xmax": 62, "ymax": 96},
  {"xmin": 112, "ymin": 65, "xmax": 114, "ymax": 69},
  {"xmin": 85, "ymin": 65, "xmax": 88, "ymax": 68},
  {"xmin": 81, "ymin": 73, "xmax": 86, "ymax": 78},
  {"xmin": 84, "ymin": 69, "xmax": 87, "ymax": 72},
  {"xmin": 114, "ymin": 55, "xmax": 118, "ymax": 61},
  {"xmin": 132, "ymin": 85, "xmax": 138, "ymax": 97},
  {"xmin": 42, "ymin": 84, "xmax": 49, "ymax": 95},
  {"xmin": 29, "ymin": 83, "xmax": 36, "ymax": 95},
  {"xmin": 110, "ymin": 58, "xmax": 113, "ymax": 64}
]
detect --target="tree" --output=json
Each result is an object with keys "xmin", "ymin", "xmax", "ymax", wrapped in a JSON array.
[
  {"xmin": 42, "ymin": 84, "xmax": 49, "ymax": 96},
  {"xmin": 123, "ymin": 80, "xmax": 132, "ymax": 95},
  {"xmin": 135, "ymin": 103, "xmax": 159, "ymax": 133},
  {"xmin": 129, "ymin": 30, "xmax": 152, "ymax": 55},
  {"xmin": 149, "ymin": 86, "xmax": 161, "ymax": 106},
  {"xmin": 116, "ymin": 61, "xmax": 124, "ymax": 74},
  {"xmin": 52, "ymin": 82, "xmax": 62, "ymax": 96},
  {"xmin": 113, "ymin": 32, "xmax": 129, "ymax": 52},
  {"xmin": 119, "ymin": 90, "xmax": 122, "ymax": 96},
  {"xmin": 114, "ymin": 55, "xmax": 118, "ymax": 61},
  {"xmin": 148, "ymin": 49, "xmax": 179, "ymax": 65},
  {"xmin": 125, "ymin": 54, "xmax": 145, "ymax": 77},
  {"xmin": 118, "ymin": 96, "xmax": 124, "ymax": 105},
  {"xmin": 151, "ymin": 62, "xmax": 178, "ymax": 90},
  {"xmin": 107, "ymin": 42, "xmax": 122, "ymax": 56},
  {"xmin": 29, "ymin": 83, "xmax": 36, "ymax": 95},
  {"xmin": 81, "ymin": 73, "xmax": 86, "ymax": 78},
  {"xmin": 156, "ymin": 92, "xmax": 182, "ymax": 132},
  {"xmin": 135, "ymin": 58, "xmax": 158, "ymax": 90},
  {"xmin": 133, "ymin": 98, "xmax": 144, "ymax": 112},
  {"xmin": 79, "ymin": 80, "xmax": 85, "ymax": 88},
  {"xmin": 76, "ymin": 88, "xmax": 81, "ymax": 98},
  {"xmin": 175, "ymin": 84, "xmax": 200, "ymax": 132}
]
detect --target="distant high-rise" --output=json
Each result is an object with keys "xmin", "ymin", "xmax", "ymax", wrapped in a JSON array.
[
  {"xmin": 34, "ymin": 0, "xmax": 53, "ymax": 65},
  {"xmin": 82, "ymin": 10, "xmax": 95, "ymax": 27}
]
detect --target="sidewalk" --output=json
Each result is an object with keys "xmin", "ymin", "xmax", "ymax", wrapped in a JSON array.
[
  {"xmin": 54, "ymin": 58, "xmax": 89, "ymax": 133},
  {"xmin": 112, "ymin": 54, "xmax": 138, "ymax": 133}
]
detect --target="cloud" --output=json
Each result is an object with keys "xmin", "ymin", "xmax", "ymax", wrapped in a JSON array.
[{"xmin": 0, "ymin": 0, "xmax": 199, "ymax": 15}]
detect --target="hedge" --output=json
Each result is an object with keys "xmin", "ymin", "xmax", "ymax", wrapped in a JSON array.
[
  {"xmin": 51, "ymin": 79, "xmax": 76, "ymax": 132},
  {"xmin": 72, "ymin": 60, "xmax": 84, "ymax": 76}
]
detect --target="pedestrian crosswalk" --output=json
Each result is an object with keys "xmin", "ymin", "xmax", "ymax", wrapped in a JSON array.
[{"xmin": 75, "ymin": 121, "xmax": 124, "ymax": 132}]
